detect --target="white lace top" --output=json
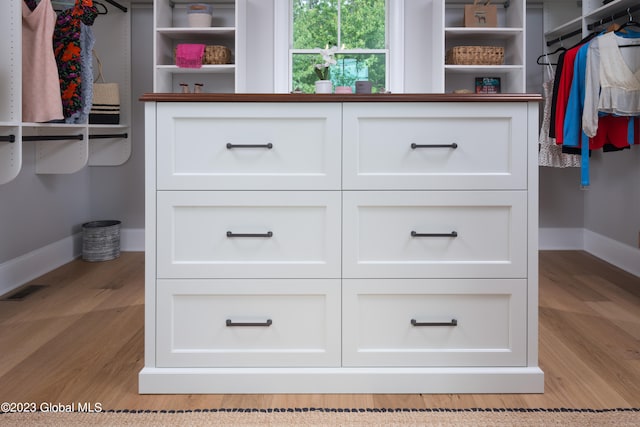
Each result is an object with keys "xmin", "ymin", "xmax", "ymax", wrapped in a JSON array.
[{"xmin": 583, "ymin": 31, "xmax": 640, "ymax": 138}]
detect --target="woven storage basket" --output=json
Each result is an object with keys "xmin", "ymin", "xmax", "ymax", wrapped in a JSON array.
[
  {"xmin": 445, "ymin": 46, "xmax": 504, "ymax": 65},
  {"xmin": 203, "ymin": 45, "xmax": 231, "ymax": 64}
]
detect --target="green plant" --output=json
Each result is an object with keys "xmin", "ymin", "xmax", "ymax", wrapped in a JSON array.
[{"xmin": 313, "ymin": 45, "xmax": 337, "ymax": 80}]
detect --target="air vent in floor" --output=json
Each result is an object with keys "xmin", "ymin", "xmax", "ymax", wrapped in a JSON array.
[{"xmin": 1, "ymin": 284, "xmax": 48, "ymax": 301}]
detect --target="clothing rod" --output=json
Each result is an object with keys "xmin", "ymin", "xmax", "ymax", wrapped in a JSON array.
[
  {"xmin": 88, "ymin": 132, "xmax": 128, "ymax": 140},
  {"xmin": 587, "ymin": 4, "xmax": 640, "ymax": 31},
  {"xmin": 546, "ymin": 27, "xmax": 582, "ymax": 47},
  {"xmin": 1, "ymin": 135, "xmax": 16, "ymax": 143},
  {"xmin": 22, "ymin": 134, "xmax": 84, "ymax": 142},
  {"xmin": 104, "ymin": 0, "xmax": 128, "ymax": 13}
]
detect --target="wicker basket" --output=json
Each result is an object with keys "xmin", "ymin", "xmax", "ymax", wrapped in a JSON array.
[
  {"xmin": 445, "ymin": 46, "xmax": 504, "ymax": 65},
  {"xmin": 174, "ymin": 45, "xmax": 232, "ymax": 65},
  {"xmin": 203, "ymin": 45, "xmax": 231, "ymax": 64}
]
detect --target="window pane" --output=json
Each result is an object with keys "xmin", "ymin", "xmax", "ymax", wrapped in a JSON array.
[
  {"xmin": 340, "ymin": 0, "xmax": 385, "ymax": 49},
  {"xmin": 293, "ymin": 53, "xmax": 386, "ymax": 93},
  {"xmin": 293, "ymin": 0, "xmax": 339, "ymax": 49}
]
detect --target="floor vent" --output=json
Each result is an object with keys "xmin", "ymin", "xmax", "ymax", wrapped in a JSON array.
[{"xmin": 1, "ymin": 284, "xmax": 48, "ymax": 301}]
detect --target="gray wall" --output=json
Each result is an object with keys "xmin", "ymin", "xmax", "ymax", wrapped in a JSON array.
[
  {"xmin": 0, "ymin": 147, "xmax": 91, "ymax": 262},
  {"xmin": 586, "ymin": 150, "xmax": 640, "ymax": 247},
  {"xmin": 526, "ymin": 5, "xmax": 585, "ymax": 230},
  {"xmin": 88, "ymin": 4, "xmax": 152, "ymax": 231}
]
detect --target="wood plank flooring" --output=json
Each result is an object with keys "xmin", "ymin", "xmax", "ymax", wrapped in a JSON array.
[{"xmin": 0, "ymin": 251, "xmax": 639, "ymax": 410}]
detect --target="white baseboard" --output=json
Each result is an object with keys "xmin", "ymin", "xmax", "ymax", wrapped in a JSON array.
[
  {"xmin": 583, "ymin": 229, "xmax": 640, "ymax": 278},
  {"xmin": 121, "ymin": 228, "xmax": 145, "ymax": 252},
  {"xmin": 0, "ymin": 228, "xmax": 144, "ymax": 298},
  {"xmin": 538, "ymin": 227, "xmax": 585, "ymax": 250},
  {"xmin": 540, "ymin": 227, "xmax": 640, "ymax": 278},
  {"xmin": 0, "ymin": 234, "xmax": 81, "ymax": 298}
]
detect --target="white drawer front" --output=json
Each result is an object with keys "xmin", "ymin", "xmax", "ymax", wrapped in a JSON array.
[
  {"xmin": 342, "ymin": 279, "xmax": 527, "ymax": 367},
  {"xmin": 157, "ymin": 279, "xmax": 341, "ymax": 367},
  {"xmin": 157, "ymin": 191, "xmax": 341, "ymax": 278},
  {"xmin": 343, "ymin": 191, "xmax": 527, "ymax": 278},
  {"xmin": 343, "ymin": 103, "xmax": 527, "ymax": 190},
  {"xmin": 157, "ymin": 103, "xmax": 341, "ymax": 190}
]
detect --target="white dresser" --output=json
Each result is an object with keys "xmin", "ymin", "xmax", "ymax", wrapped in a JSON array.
[{"xmin": 140, "ymin": 93, "xmax": 544, "ymax": 394}]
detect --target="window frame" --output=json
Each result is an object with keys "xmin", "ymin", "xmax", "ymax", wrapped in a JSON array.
[{"xmin": 274, "ymin": 0, "xmax": 404, "ymax": 93}]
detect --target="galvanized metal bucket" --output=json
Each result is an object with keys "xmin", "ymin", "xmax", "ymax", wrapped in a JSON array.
[{"xmin": 82, "ymin": 220, "xmax": 121, "ymax": 262}]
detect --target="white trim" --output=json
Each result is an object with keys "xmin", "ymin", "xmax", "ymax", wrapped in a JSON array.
[
  {"xmin": 539, "ymin": 227, "xmax": 584, "ymax": 250},
  {"xmin": 388, "ymin": 0, "xmax": 404, "ymax": 93},
  {"xmin": 121, "ymin": 228, "xmax": 145, "ymax": 252},
  {"xmin": 540, "ymin": 227, "xmax": 640, "ymax": 278},
  {"xmin": 0, "ymin": 234, "xmax": 81, "ymax": 297},
  {"xmin": 584, "ymin": 229, "xmax": 640, "ymax": 278},
  {"xmin": 273, "ymin": 0, "xmax": 290, "ymax": 93},
  {"xmin": 0, "ymin": 227, "xmax": 145, "ymax": 297},
  {"xmin": 140, "ymin": 366, "xmax": 544, "ymax": 394}
]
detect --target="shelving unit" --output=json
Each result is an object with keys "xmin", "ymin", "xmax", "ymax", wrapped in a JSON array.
[
  {"xmin": 436, "ymin": 0, "xmax": 526, "ymax": 93},
  {"xmin": 0, "ymin": 0, "xmax": 132, "ymax": 186},
  {"xmin": 153, "ymin": 0, "xmax": 246, "ymax": 93},
  {"xmin": 544, "ymin": 0, "xmax": 640, "ymax": 48},
  {"xmin": 0, "ymin": 0, "xmax": 21, "ymax": 185}
]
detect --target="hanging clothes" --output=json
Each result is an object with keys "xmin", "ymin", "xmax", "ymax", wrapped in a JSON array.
[
  {"xmin": 539, "ymin": 59, "xmax": 580, "ymax": 168},
  {"xmin": 53, "ymin": 0, "xmax": 98, "ymax": 121},
  {"xmin": 552, "ymin": 28, "xmax": 640, "ymax": 186},
  {"xmin": 67, "ymin": 22, "xmax": 96, "ymax": 124},
  {"xmin": 583, "ymin": 31, "xmax": 640, "ymax": 138},
  {"xmin": 22, "ymin": 0, "xmax": 64, "ymax": 123}
]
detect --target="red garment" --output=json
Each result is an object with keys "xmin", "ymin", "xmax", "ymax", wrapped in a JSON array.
[{"xmin": 588, "ymin": 116, "xmax": 632, "ymax": 150}]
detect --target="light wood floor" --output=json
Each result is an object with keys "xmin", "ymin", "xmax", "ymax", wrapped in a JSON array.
[{"xmin": 0, "ymin": 251, "xmax": 639, "ymax": 410}]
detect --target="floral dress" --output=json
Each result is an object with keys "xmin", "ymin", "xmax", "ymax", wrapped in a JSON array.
[{"xmin": 52, "ymin": 0, "xmax": 98, "ymax": 120}]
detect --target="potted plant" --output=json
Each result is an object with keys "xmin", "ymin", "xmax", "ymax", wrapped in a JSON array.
[{"xmin": 313, "ymin": 45, "xmax": 337, "ymax": 93}]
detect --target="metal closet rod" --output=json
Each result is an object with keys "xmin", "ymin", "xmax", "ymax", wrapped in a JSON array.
[
  {"xmin": 22, "ymin": 134, "xmax": 84, "ymax": 142},
  {"xmin": 547, "ymin": 5, "xmax": 640, "ymax": 47},
  {"xmin": 103, "ymin": 0, "xmax": 128, "ymax": 13},
  {"xmin": 587, "ymin": 5, "xmax": 640, "ymax": 31},
  {"xmin": 1, "ymin": 135, "xmax": 16, "ymax": 143},
  {"xmin": 20, "ymin": 133, "xmax": 128, "ymax": 142},
  {"xmin": 546, "ymin": 28, "xmax": 582, "ymax": 47},
  {"xmin": 89, "ymin": 132, "xmax": 128, "ymax": 140},
  {"xmin": 52, "ymin": 0, "xmax": 127, "ymax": 12}
]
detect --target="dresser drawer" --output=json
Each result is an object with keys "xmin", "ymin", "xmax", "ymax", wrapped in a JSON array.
[
  {"xmin": 156, "ymin": 103, "xmax": 341, "ymax": 190},
  {"xmin": 157, "ymin": 279, "xmax": 341, "ymax": 367},
  {"xmin": 157, "ymin": 191, "xmax": 341, "ymax": 278},
  {"xmin": 343, "ymin": 191, "xmax": 527, "ymax": 278},
  {"xmin": 343, "ymin": 103, "xmax": 528, "ymax": 190},
  {"xmin": 342, "ymin": 279, "xmax": 527, "ymax": 367}
]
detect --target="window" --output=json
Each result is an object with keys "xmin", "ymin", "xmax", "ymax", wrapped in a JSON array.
[{"xmin": 290, "ymin": 0, "xmax": 388, "ymax": 93}]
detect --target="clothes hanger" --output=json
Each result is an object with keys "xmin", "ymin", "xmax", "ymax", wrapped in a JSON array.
[
  {"xmin": 617, "ymin": 9, "xmax": 640, "ymax": 32},
  {"xmin": 616, "ymin": 8, "xmax": 640, "ymax": 47},
  {"xmin": 536, "ymin": 46, "xmax": 566, "ymax": 66},
  {"xmin": 94, "ymin": 1, "xmax": 108, "ymax": 15}
]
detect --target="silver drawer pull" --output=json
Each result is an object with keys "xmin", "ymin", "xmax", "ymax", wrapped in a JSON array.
[
  {"xmin": 411, "ymin": 318, "xmax": 458, "ymax": 327},
  {"xmin": 227, "ymin": 231, "xmax": 273, "ymax": 238},
  {"xmin": 226, "ymin": 143, "xmax": 273, "ymax": 149},
  {"xmin": 226, "ymin": 319, "xmax": 273, "ymax": 327},
  {"xmin": 411, "ymin": 143, "xmax": 458, "ymax": 149},
  {"xmin": 411, "ymin": 231, "xmax": 458, "ymax": 238}
]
